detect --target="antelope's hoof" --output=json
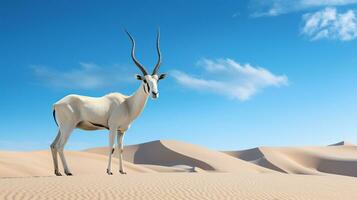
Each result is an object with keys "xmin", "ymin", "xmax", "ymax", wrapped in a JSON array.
[
  {"xmin": 54, "ymin": 170, "xmax": 62, "ymax": 176},
  {"xmin": 107, "ymin": 169, "xmax": 113, "ymax": 175},
  {"xmin": 65, "ymin": 172, "xmax": 73, "ymax": 176},
  {"xmin": 119, "ymin": 170, "xmax": 127, "ymax": 175}
]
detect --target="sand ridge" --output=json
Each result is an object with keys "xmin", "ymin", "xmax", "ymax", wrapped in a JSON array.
[
  {"xmin": 86, "ymin": 140, "xmax": 272, "ymax": 173},
  {"xmin": 223, "ymin": 141, "xmax": 357, "ymax": 177}
]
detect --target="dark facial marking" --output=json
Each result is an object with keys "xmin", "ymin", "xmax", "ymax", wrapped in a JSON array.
[
  {"xmin": 143, "ymin": 84, "xmax": 148, "ymax": 94},
  {"xmin": 146, "ymin": 82, "xmax": 150, "ymax": 93},
  {"xmin": 142, "ymin": 79, "xmax": 150, "ymax": 95}
]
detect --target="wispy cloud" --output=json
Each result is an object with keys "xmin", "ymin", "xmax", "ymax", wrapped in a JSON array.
[
  {"xmin": 32, "ymin": 62, "xmax": 135, "ymax": 90},
  {"xmin": 250, "ymin": 0, "xmax": 357, "ymax": 16},
  {"xmin": 172, "ymin": 58, "xmax": 288, "ymax": 101},
  {"xmin": 232, "ymin": 11, "xmax": 241, "ymax": 18},
  {"xmin": 301, "ymin": 7, "xmax": 357, "ymax": 41}
]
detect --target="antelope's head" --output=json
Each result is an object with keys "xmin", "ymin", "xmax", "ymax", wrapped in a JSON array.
[{"xmin": 126, "ymin": 30, "xmax": 166, "ymax": 100}]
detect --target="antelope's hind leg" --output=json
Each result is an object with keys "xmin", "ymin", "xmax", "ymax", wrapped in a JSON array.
[{"xmin": 58, "ymin": 125, "xmax": 75, "ymax": 176}]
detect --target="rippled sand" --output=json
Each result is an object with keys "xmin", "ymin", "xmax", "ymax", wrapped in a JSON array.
[{"xmin": 1, "ymin": 173, "xmax": 357, "ymax": 200}]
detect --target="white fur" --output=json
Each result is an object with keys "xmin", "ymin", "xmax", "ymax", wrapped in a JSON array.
[{"xmin": 51, "ymin": 76, "xmax": 160, "ymax": 176}]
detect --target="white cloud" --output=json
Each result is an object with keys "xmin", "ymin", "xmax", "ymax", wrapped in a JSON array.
[
  {"xmin": 32, "ymin": 62, "xmax": 135, "ymax": 90},
  {"xmin": 172, "ymin": 58, "xmax": 288, "ymax": 101},
  {"xmin": 250, "ymin": 0, "xmax": 357, "ymax": 16},
  {"xmin": 301, "ymin": 7, "xmax": 357, "ymax": 41}
]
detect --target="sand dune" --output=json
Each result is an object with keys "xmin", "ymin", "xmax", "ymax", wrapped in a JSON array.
[
  {"xmin": 86, "ymin": 140, "xmax": 271, "ymax": 173},
  {"xmin": 1, "ymin": 140, "xmax": 357, "ymax": 199},
  {"xmin": 223, "ymin": 141, "xmax": 357, "ymax": 177},
  {"xmin": 1, "ymin": 140, "xmax": 356, "ymax": 178}
]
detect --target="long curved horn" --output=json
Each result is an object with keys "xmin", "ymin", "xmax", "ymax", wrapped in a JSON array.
[
  {"xmin": 125, "ymin": 30, "xmax": 148, "ymax": 75},
  {"xmin": 152, "ymin": 29, "xmax": 161, "ymax": 75}
]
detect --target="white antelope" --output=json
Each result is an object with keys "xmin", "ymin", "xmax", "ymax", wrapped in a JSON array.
[{"xmin": 50, "ymin": 30, "xmax": 166, "ymax": 176}]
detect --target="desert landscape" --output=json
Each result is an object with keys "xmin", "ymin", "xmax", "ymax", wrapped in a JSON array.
[
  {"xmin": 2, "ymin": 0, "xmax": 357, "ymax": 199},
  {"xmin": 1, "ymin": 140, "xmax": 357, "ymax": 199}
]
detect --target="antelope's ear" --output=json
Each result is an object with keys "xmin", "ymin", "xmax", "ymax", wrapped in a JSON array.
[
  {"xmin": 136, "ymin": 74, "xmax": 144, "ymax": 80},
  {"xmin": 158, "ymin": 73, "xmax": 167, "ymax": 80}
]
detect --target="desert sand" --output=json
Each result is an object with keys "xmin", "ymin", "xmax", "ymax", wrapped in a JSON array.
[
  {"xmin": 1, "ymin": 140, "xmax": 357, "ymax": 199},
  {"xmin": 223, "ymin": 140, "xmax": 357, "ymax": 177}
]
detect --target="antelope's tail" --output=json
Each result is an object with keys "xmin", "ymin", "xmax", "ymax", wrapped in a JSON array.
[{"xmin": 53, "ymin": 109, "xmax": 59, "ymax": 127}]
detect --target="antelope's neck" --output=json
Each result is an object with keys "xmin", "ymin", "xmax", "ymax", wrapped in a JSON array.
[{"xmin": 127, "ymin": 82, "xmax": 149, "ymax": 121}]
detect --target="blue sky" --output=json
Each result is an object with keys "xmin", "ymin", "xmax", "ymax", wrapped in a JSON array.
[{"xmin": 1, "ymin": 0, "xmax": 357, "ymax": 151}]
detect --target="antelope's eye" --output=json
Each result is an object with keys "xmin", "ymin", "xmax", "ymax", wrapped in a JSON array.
[{"xmin": 143, "ymin": 79, "xmax": 147, "ymax": 83}]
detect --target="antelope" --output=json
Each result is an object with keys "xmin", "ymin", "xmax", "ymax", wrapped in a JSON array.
[{"xmin": 50, "ymin": 30, "xmax": 166, "ymax": 176}]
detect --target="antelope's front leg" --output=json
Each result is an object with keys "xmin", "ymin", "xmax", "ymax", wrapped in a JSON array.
[
  {"xmin": 117, "ymin": 130, "xmax": 126, "ymax": 174},
  {"xmin": 106, "ymin": 129, "xmax": 116, "ymax": 175}
]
